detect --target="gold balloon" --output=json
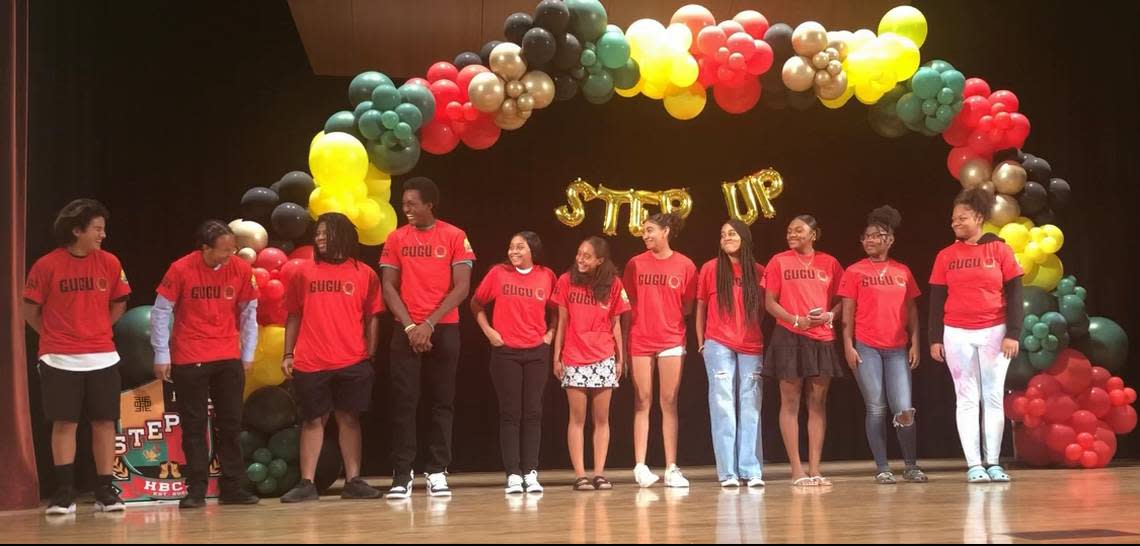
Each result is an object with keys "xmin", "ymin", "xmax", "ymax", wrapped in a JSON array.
[
  {"xmin": 660, "ymin": 189, "xmax": 693, "ymax": 219},
  {"xmin": 229, "ymin": 219, "xmax": 268, "ymax": 252},
  {"xmin": 237, "ymin": 247, "xmax": 257, "ymax": 264},
  {"xmin": 817, "ymin": 71, "xmax": 847, "ymax": 100},
  {"xmin": 990, "ymin": 194, "xmax": 1021, "ymax": 227},
  {"xmin": 468, "ymin": 71, "xmax": 505, "ymax": 113},
  {"xmin": 494, "ymin": 107, "xmax": 527, "ymax": 130},
  {"xmin": 506, "ymin": 80, "xmax": 525, "ymax": 98},
  {"xmin": 751, "ymin": 168, "xmax": 784, "ymax": 219},
  {"xmin": 517, "ymin": 94, "xmax": 535, "ymax": 112},
  {"xmin": 596, "ymin": 185, "xmax": 633, "ymax": 237},
  {"xmin": 554, "ymin": 178, "xmax": 599, "ymax": 228},
  {"xmin": 814, "ymin": 70, "xmax": 833, "ymax": 88},
  {"xmin": 722, "ymin": 168, "xmax": 783, "ymax": 225},
  {"xmin": 827, "ymin": 59, "xmax": 843, "ymax": 75},
  {"xmin": 519, "ymin": 108, "xmax": 533, "ymax": 119},
  {"xmin": 958, "ymin": 157, "xmax": 993, "ymax": 189},
  {"xmin": 501, "ymin": 97, "xmax": 518, "ymax": 116},
  {"xmin": 489, "ymin": 42, "xmax": 527, "ymax": 81},
  {"xmin": 722, "ymin": 180, "xmax": 760, "ymax": 225},
  {"xmin": 792, "ymin": 21, "xmax": 828, "ymax": 57},
  {"xmin": 628, "ymin": 190, "xmax": 659, "ymax": 236},
  {"xmin": 978, "ymin": 180, "xmax": 996, "ymax": 194},
  {"xmin": 992, "ymin": 160, "xmax": 1028, "ymax": 195},
  {"xmin": 781, "ymin": 56, "xmax": 815, "ymax": 92},
  {"xmin": 521, "ymin": 70, "xmax": 555, "ymax": 109},
  {"xmin": 812, "ymin": 51, "xmax": 830, "ymax": 70}
]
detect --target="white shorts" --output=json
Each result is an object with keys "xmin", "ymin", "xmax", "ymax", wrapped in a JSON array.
[{"xmin": 656, "ymin": 346, "xmax": 686, "ymax": 358}]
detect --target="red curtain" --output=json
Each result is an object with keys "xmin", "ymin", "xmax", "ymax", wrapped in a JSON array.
[{"xmin": 1, "ymin": 0, "xmax": 38, "ymax": 512}]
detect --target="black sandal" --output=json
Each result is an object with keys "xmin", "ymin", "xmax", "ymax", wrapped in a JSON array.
[
  {"xmin": 573, "ymin": 477, "xmax": 595, "ymax": 491},
  {"xmin": 592, "ymin": 476, "xmax": 613, "ymax": 490}
]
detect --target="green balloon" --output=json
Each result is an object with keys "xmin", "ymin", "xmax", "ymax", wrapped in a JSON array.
[
  {"xmin": 398, "ymin": 83, "xmax": 436, "ymax": 123},
  {"xmin": 358, "ymin": 110, "xmax": 385, "ymax": 140},
  {"xmin": 583, "ymin": 88, "xmax": 614, "ymax": 104},
  {"xmin": 239, "ymin": 430, "xmax": 266, "ymax": 462},
  {"xmin": 1022, "ymin": 335, "xmax": 1042, "ymax": 353},
  {"xmin": 1055, "ymin": 276, "xmax": 1077, "ymax": 296},
  {"xmin": 1029, "ymin": 349, "xmax": 1057, "ymax": 371},
  {"xmin": 268, "ymin": 458, "xmax": 288, "ymax": 479},
  {"xmin": 371, "ymin": 84, "xmax": 402, "ymax": 111},
  {"xmin": 349, "ymin": 71, "xmax": 393, "ymax": 107},
  {"xmin": 325, "ymin": 110, "xmax": 357, "ymax": 133},
  {"xmin": 894, "ymin": 93, "xmax": 924, "ymax": 123},
  {"xmin": 1023, "ymin": 287, "xmax": 1058, "ymax": 317},
  {"xmin": 367, "ymin": 137, "xmax": 421, "ymax": 176},
  {"xmin": 394, "ymin": 103, "xmax": 424, "ymax": 131},
  {"xmin": 380, "ymin": 131, "xmax": 399, "ymax": 149},
  {"xmin": 1023, "ymin": 313, "xmax": 1040, "ymax": 331},
  {"xmin": 380, "ymin": 110, "xmax": 400, "ymax": 130},
  {"xmin": 924, "ymin": 115, "xmax": 950, "ymax": 133},
  {"xmin": 1075, "ymin": 287, "xmax": 1088, "ymax": 301},
  {"xmin": 941, "ymin": 70, "xmax": 966, "ymax": 94},
  {"xmin": 1042, "ymin": 312, "xmax": 1068, "ymax": 337},
  {"xmin": 1069, "ymin": 316, "xmax": 1090, "ymax": 341},
  {"xmin": 921, "ymin": 98, "xmax": 938, "ymax": 116},
  {"xmin": 911, "ymin": 68, "xmax": 943, "ymax": 99},
  {"xmin": 1006, "ymin": 352, "xmax": 1034, "ymax": 389},
  {"xmin": 1058, "ymin": 294, "xmax": 1087, "ymax": 325},
  {"xmin": 596, "ymin": 31, "xmax": 630, "ymax": 69},
  {"xmin": 566, "ymin": 0, "xmax": 608, "ymax": 43},
  {"xmin": 1042, "ymin": 334, "xmax": 1060, "ymax": 352},
  {"xmin": 113, "ymin": 306, "xmax": 161, "ymax": 390},
  {"xmin": 613, "ymin": 58, "xmax": 640, "ymax": 90},
  {"xmin": 926, "ymin": 60, "xmax": 953, "ymax": 73},
  {"xmin": 1032, "ymin": 322, "xmax": 1050, "ymax": 340},
  {"xmin": 268, "ymin": 427, "xmax": 300, "ymax": 463},
  {"xmin": 937, "ymin": 88, "xmax": 955, "ymax": 105},
  {"xmin": 253, "ymin": 447, "xmax": 273, "ymax": 465},
  {"xmin": 1073, "ymin": 316, "xmax": 1129, "ymax": 373},
  {"xmin": 257, "ymin": 476, "xmax": 279, "ymax": 496},
  {"xmin": 352, "ymin": 101, "xmax": 374, "ymax": 121},
  {"xmin": 580, "ymin": 70, "xmax": 613, "ymax": 98},
  {"xmin": 580, "ymin": 48, "xmax": 598, "ymax": 67},
  {"xmin": 394, "ymin": 122, "xmax": 414, "ymax": 141},
  {"xmin": 247, "ymin": 462, "xmax": 269, "ymax": 483}
]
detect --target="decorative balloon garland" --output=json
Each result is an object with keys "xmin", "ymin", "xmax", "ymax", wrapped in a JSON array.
[{"xmin": 184, "ymin": 2, "xmax": 1132, "ymax": 469}]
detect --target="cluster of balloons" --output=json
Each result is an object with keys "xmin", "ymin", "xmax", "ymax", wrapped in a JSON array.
[
  {"xmin": 781, "ymin": 22, "xmax": 850, "ymax": 104},
  {"xmin": 249, "ymin": 244, "xmax": 312, "ymax": 327},
  {"xmin": 241, "ymin": 386, "xmax": 343, "ymax": 495},
  {"xmin": 995, "ymin": 219, "xmax": 1065, "ymax": 289},
  {"xmin": 419, "ymin": 61, "xmax": 502, "ymax": 154},
  {"xmin": 692, "ymin": 9, "xmax": 773, "ymax": 114},
  {"xmin": 337, "ymin": 72, "xmax": 434, "ymax": 176},
  {"xmin": 307, "ymin": 132, "xmax": 399, "ymax": 246},
  {"xmin": 469, "ymin": 43, "xmax": 557, "ymax": 130},
  {"xmin": 996, "ymin": 149, "xmax": 1071, "ymax": 225},
  {"xmin": 1006, "ymin": 349, "xmax": 1136, "ymax": 468},
  {"xmin": 944, "ymin": 79, "xmax": 1031, "ymax": 178},
  {"xmin": 893, "ymin": 61, "xmax": 965, "ymax": 134}
]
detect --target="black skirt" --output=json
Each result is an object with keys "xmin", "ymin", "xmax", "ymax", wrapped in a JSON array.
[{"xmin": 762, "ymin": 326, "xmax": 846, "ymax": 380}]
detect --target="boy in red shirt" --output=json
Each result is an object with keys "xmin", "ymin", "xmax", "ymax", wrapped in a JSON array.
[{"xmin": 24, "ymin": 199, "xmax": 130, "ymax": 515}]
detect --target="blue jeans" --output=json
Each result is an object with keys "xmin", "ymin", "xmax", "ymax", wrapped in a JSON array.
[
  {"xmin": 702, "ymin": 339, "xmax": 763, "ymax": 481},
  {"xmin": 853, "ymin": 342, "xmax": 918, "ymax": 472}
]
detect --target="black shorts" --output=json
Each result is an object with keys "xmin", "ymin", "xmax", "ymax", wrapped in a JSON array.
[
  {"xmin": 38, "ymin": 362, "xmax": 122, "ymax": 422},
  {"xmin": 292, "ymin": 360, "xmax": 375, "ymax": 421}
]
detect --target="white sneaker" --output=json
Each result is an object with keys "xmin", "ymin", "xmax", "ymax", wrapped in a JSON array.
[
  {"xmin": 746, "ymin": 477, "xmax": 766, "ymax": 488},
  {"xmin": 633, "ymin": 464, "xmax": 660, "ymax": 488},
  {"xmin": 425, "ymin": 472, "xmax": 452, "ymax": 497},
  {"xmin": 664, "ymin": 465, "xmax": 690, "ymax": 488},
  {"xmin": 720, "ymin": 478, "xmax": 741, "ymax": 488},
  {"xmin": 386, "ymin": 471, "xmax": 414, "ymax": 500},
  {"xmin": 523, "ymin": 470, "xmax": 544, "ymax": 493},
  {"xmin": 505, "ymin": 474, "xmax": 524, "ymax": 494}
]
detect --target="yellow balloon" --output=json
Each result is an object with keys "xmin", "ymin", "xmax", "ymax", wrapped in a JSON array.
[
  {"xmin": 878, "ymin": 5, "xmax": 928, "ymax": 48},
  {"xmin": 1025, "ymin": 241, "xmax": 1047, "ymax": 264},
  {"xmin": 1029, "ymin": 226, "xmax": 1045, "ymax": 242},
  {"xmin": 354, "ymin": 197, "xmax": 381, "ymax": 230},
  {"xmin": 982, "ymin": 222, "xmax": 1001, "ymax": 236},
  {"xmin": 1016, "ymin": 253, "xmax": 1038, "ymax": 279},
  {"xmin": 668, "ymin": 55, "xmax": 700, "ymax": 88},
  {"xmin": 642, "ymin": 79, "xmax": 668, "ymax": 100},
  {"xmin": 310, "ymin": 131, "xmax": 325, "ymax": 150},
  {"xmin": 820, "ymin": 84, "xmax": 854, "ymax": 109},
  {"xmin": 1025, "ymin": 254, "xmax": 1063, "ymax": 291},
  {"xmin": 1014, "ymin": 216, "xmax": 1034, "ymax": 229},
  {"xmin": 308, "ymin": 131, "xmax": 368, "ymax": 188},
  {"xmin": 663, "ymin": 83, "xmax": 706, "ymax": 120},
  {"xmin": 359, "ymin": 202, "xmax": 398, "ymax": 246},
  {"xmin": 616, "ymin": 79, "xmax": 644, "ymax": 98},
  {"xmin": 999, "ymin": 223, "xmax": 1030, "ymax": 252},
  {"xmin": 1040, "ymin": 236, "xmax": 1061, "ymax": 255},
  {"xmin": 248, "ymin": 326, "xmax": 286, "ymax": 394},
  {"xmin": 1042, "ymin": 225, "xmax": 1064, "ymax": 250},
  {"xmin": 346, "ymin": 180, "xmax": 368, "ymax": 201},
  {"xmin": 855, "ymin": 83, "xmax": 886, "ymax": 105},
  {"xmin": 881, "ymin": 34, "xmax": 920, "ymax": 82},
  {"xmin": 364, "ymin": 164, "xmax": 391, "ymax": 198}
]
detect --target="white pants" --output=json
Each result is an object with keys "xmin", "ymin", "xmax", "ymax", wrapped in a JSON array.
[{"xmin": 944, "ymin": 324, "xmax": 1011, "ymax": 467}]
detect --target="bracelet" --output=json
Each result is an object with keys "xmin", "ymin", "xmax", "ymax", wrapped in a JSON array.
[
  {"xmin": 283, "ymin": 353, "xmax": 294, "ymax": 358},
  {"xmin": 424, "ymin": 319, "xmax": 436, "ymax": 331},
  {"xmin": 793, "ymin": 315, "xmax": 800, "ymax": 328},
  {"xmin": 404, "ymin": 324, "xmax": 416, "ymax": 333}
]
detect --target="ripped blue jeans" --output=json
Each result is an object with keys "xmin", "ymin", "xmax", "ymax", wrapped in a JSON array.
[{"xmin": 702, "ymin": 339, "xmax": 763, "ymax": 481}]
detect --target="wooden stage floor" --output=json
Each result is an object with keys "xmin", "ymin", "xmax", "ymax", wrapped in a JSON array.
[{"xmin": 4, "ymin": 459, "xmax": 1139, "ymax": 543}]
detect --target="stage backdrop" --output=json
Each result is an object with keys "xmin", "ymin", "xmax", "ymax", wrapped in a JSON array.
[{"xmin": 26, "ymin": 0, "xmax": 1139, "ymax": 486}]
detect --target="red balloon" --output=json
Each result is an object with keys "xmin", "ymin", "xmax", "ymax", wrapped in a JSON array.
[
  {"xmin": 252, "ymin": 267, "xmax": 271, "ymax": 291},
  {"xmin": 1095, "ymin": 426, "xmax": 1117, "ymax": 457},
  {"xmin": 1005, "ymin": 393, "xmax": 1027, "ymax": 421},
  {"xmin": 963, "ymin": 77, "xmax": 991, "ymax": 98},
  {"xmin": 697, "ymin": 57, "xmax": 719, "ymax": 87},
  {"xmin": 1045, "ymin": 423, "xmax": 1076, "ymax": 453},
  {"xmin": 1026, "ymin": 386, "xmax": 1042, "ymax": 399},
  {"xmin": 1044, "ymin": 394, "xmax": 1079, "ymax": 424},
  {"xmin": 947, "ymin": 147, "xmax": 991, "ymax": 179},
  {"xmin": 1079, "ymin": 387, "xmax": 1112, "ymax": 418},
  {"xmin": 1091, "ymin": 366, "xmax": 1111, "ymax": 388},
  {"xmin": 456, "ymin": 65, "xmax": 489, "ymax": 100},
  {"xmin": 289, "ymin": 245, "xmax": 314, "ymax": 261},
  {"xmin": 1030, "ymin": 374, "xmax": 1063, "ymax": 398},
  {"xmin": 1064, "ymin": 443, "xmax": 1084, "ymax": 462},
  {"xmin": 1093, "ymin": 439, "xmax": 1114, "ymax": 467},
  {"xmin": 1050, "ymin": 349, "xmax": 1093, "ymax": 395},
  {"xmin": 1106, "ymin": 377, "xmax": 1125, "ymax": 392},
  {"xmin": 727, "ymin": 32, "xmax": 757, "ymax": 57},
  {"xmin": 255, "ymin": 247, "xmax": 288, "ymax": 272},
  {"xmin": 1076, "ymin": 432, "xmax": 1095, "ymax": 449},
  {"xmin": 279, "ymin": 258, "xmax": 307, "ymax": 287},
  {"xmin": 261, "ymin": 278, "xmax": 286, "ymax": 301},
  {"xmin": 988, "ymin": 90, "xmax": 1020, "ymax": 112},
  {"xmin": 1071, "ymin": 410, "xmax": 1098, "ymax": 434},
  {"xmin": 269, "ymin": 269, "xmax": 280, "ymax": 281},
  {"xmin": 942, "ymin": 118, "xmax": 972, "ymax": 147},
  {"xmin": 421, "ymin": 120, "xmax": 461, "ymax": 155},
  {"xmin": 1023, "ymin": 414, "xmax": 1042, "ymax": 428},
  {"xmin": 1027, "ymin": 397, "xmax": 1047, "ymax": 418},
  {"xmin": 1109, "ymin": 389, "xmax": 1126, "ymax": 406},
  {"xmin": 1001, "ymin": 113, "xmax": 1031, "ymax": 149},
  {"xmin": 257, "ymin": 298, "xmax": 287, "ymax": 326},
  {"xmin": 427, "ymin": 61, "xmax": 459, "ymax": 83},
  {"xmin": 717, "ymin": 20, "xmax": 745, "ymax": 36},
  {"xmin": 1125, "ymin": 388, "xmax": 1138, "ymax": 405},
  {"xmin": 671, "ymin": 4, "xmax": 717, "ymax": 53},
  {"xmin": 429, "ymin": 80, "xmax": 462, "ymax": 122},
  {"xmin": 733, "ymin": 10, "xmax": 770, "ymax": 39},
  {"xmin": 462, "ymin": 102, "xmax": 480, "ymax": 121},
  {"xmin": 460, "ymin": 114, "xmax": 501, "ymax": 150},
  {"xmin": 745, "ymin": 42, "xmax": 774, "ymax": 75},
  {"xmin": 713, "ymin": 77, "xmax": 762, "ymax": 114},
  {"xmin": 1080, "ymin": 450, "xmax": 1100, "ymax": 469},
  {"xmin": 1014, "ymin": 425, "xmax": 1051, "ymax": 466},
  {"xmin": 697, "ymin": 25, "xmax": 727, "ymax": 56},
  {"xmin": 1105, "ymin": 405, "xmax": 1137, "ymax": 434}
]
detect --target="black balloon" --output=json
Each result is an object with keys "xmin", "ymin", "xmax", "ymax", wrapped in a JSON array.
[
  {"xmin": 453, "ymin": 51, "xmax": 482, "ymax": 70},
  {"xmin": 276, "ymin": 171, "xmax": 316, "ymax": 207},
  {"xmin": 553, "ymin": 73, "xmax": 579, "ymax": 101},
  {"xmin": 1048, "ymin": 178, "xmax": 1071, "ymax": 209},
  {"xmin": 243, "ymin": 386, "xmax": 297, "ymax": 435},
  {"xmin": 241, "ymin": 187, "xmax": 279, "ymax": 222},
  {"xmin": 269, "ymin": 180, "xmax": 283, "ymax": 194},
  {"xmin": 553, "ymin": 33, "xmax": 583, "ymax": 71},
  {"xmin": 480, "ymin": 40, "xmax": 503, "ymax": 66},
  {"xmin": 763, "ymin": 24, "xmax": 795, "ymax": 66},
  {"xmin": 759, "ymin": 72, "xmax": 788, "ymax": 109},
  {"xmin": 534, "ymin": 0, "xmax": 570, "ymax": 34},
  {"xmin": 504, "ymin": 12, "xmax": 534, "ymax": 45},
  {"xmin": 269, "ymin": 239, "xmax": 296, "ymax": 254},
  {"xmin": 1022, "ymin": 154, "xmax": 1052, "ymax": 184},
  {"xmin": 522, "ymin": 27, "xmax": 557, "ymax": 67},
  {"xmin": 271, "ymin": 202, "xmax": 312, "ymax": 241},
  {"xmin": 1034, "ymin": 208, "xmax": 1057, "ymax": 225},
  {"xmin": 1017, "ymin": 181, "xmax": 1048, "ymax": 216}
]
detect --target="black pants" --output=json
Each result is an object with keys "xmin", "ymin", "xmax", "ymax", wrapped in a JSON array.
[
  {"xmin": 171, "ymin": 359, "xmax": 245, "ymax": 497},
  {"xmin": 390, "ymin": 324, "xmax": 460, "ymax": 476},
  {"xmin": 489, "ymin": 345, "xmax": 549, "ymax": 477}
]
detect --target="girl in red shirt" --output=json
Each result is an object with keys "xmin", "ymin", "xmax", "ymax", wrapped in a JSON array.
[
  {"xmin": 471, "ymin": 232, "xmax": 556, "ymax": 494},
  {"xmin": 553, "ymin": 237, "xmax": 630, "ymax": 491},
  {"xmin": 623, "ymin": 213, "xmax": 697, "ymax": 489},
  {"xmin": 762, "ymin": 214, "xmax": 844, "ymax": 486}
]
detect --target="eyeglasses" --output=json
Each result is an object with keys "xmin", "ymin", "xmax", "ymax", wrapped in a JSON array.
[{"xmin": 860, "ymin": 232, "xmax": 891, "ymax": 242}]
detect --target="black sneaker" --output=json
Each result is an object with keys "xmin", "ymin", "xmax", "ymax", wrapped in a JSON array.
[
  {"xmin": 94, "ymin": 485, "xmax": 126, "ymax": 512},
  {"xmin": 280, "ymin": 479, "xmax": 320, "ymax": 503},
  {"xmin": 341, "ymin": 477, "xmax": 382, "ymax": 500},
  {"xmin": 44, "ymin": 487, "xmax": 76, "ymax": 516},
  {"xmin": 179, "ymin": 496, "xmax": 206, "ymax": 509},
  {"xmin": 386, "ymin": 471, "xmax": 414, "ymax": 500},
  {"xmin": 218, "ymin": 489, "xmax": 260, "ymax": 505}
]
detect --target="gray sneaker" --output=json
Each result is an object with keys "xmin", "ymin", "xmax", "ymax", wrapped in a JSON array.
[
  {"xmin": 903, "ymin": 467, "xmax": 928, "ymax": 483},
  {"xmin": 342, "ymin": 477, "xmax": 382, "ymax": 499},
  {"xmin": 281, "ymin": 479, "xmax": 320, "ymax": 503}
]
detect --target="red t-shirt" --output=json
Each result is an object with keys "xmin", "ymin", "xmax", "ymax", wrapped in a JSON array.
[
  {"xmin": 623, "ymin": 251, "xmax": 698, "ymax": 356},
  {"xmin": 761, "ymin": 250, "xmax": 844, "ymax": 342},
  {"xmin": 23, "ymin": 248, "xmax": 132, "ymax": 356},
  {"xmin": 473, "ymin": 265, "xmax": 556, "ymax": 349},
  {"xmin": 929, "ymin": 240, "xmax": 1022, "ymax": 330},
  {"xmin": 157, "ymin": 252, "xmax": 259, "ymax": 365},
  {"xmin": 286, "ymin": 259, "xmax": 384, "ymax": 373},
  {"xmin": 379, "ymin": 220, "xmax": 476, "ymax": 324},
  {"xmin": 551, "ymin": 273, "xmax": 631, "ymax": 366},
  {"xmin": 838, "ymin": 258, "xmax": 920, "ymax": 349},
  {"xmin": 697, "ymin": 259, "xmax": 765, "ymax": 355}
]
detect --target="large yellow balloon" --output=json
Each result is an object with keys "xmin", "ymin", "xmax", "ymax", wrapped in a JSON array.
[
  {"xmin": 308, "ymin": 132, "xmax": 368, "ymax": 188},
  {"xmin": 1024, "ymin": 253, "xmax": 1063, "ymax": 291},
  {"xmin": 998, "ymin": 223, "xmax": 1030, "ymax": 252},
  {"xmin": 359, "ymin": 201, "xmax": 398, "ymax": 246},
  {"xmin": 354, "ymin": 197, "xmax": 382, "ymax": 230},
  {"xmin": 878, "ymin": 5, "xmax": 928, "ymax": 48},
  {"xmin": 364, "ymin": 164, "xmax": 391, "ymax": 200},
  {"xmin": 881, "ymin": 34, "xmax": 920, "ymax": 82},
  {"xmin": 244, "ymin": 325, "xmax": 286, "ymax": 399},
  {"xmin": 616, "ymin": 79, "xmax": 644, "ymax": 98},
  {"xmin": 641, "ymin": 79, "xmax": 667, "ymax": 100},
  {"xmin": 663, "ymin": 83, "xmax": 706, "ymax": 120}
]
